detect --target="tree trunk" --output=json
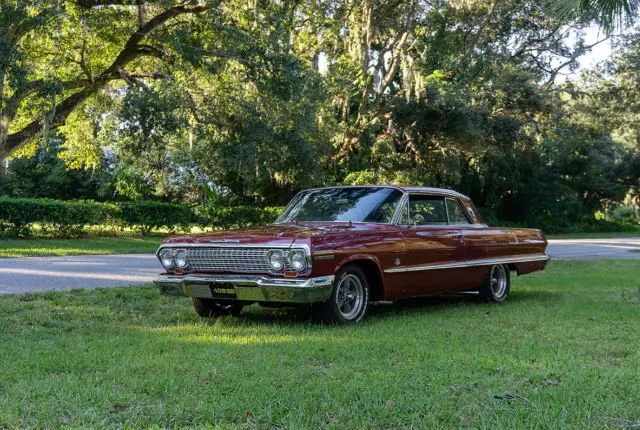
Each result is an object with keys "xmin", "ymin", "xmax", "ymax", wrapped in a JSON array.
[{"xmin": 0, "ymin": 115, "xmax": 7, "ymax": 175}]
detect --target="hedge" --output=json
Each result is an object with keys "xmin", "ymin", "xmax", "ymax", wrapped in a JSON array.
[
  {"xmin": 118, "ymin": 201, "xmax": 195, "ymax": 234},
  {"xmin": 0, "ymin": 197, "xmax": 283, "ymax": 237},
  {"xmin": 197, "ymin": 206, "xmax": 283, "ymax": 229},
  {"xmin": 483, "ymin": 215, "xmax": 640, "ymax": 235},
  {"xmin": 0, "ymin": 198, "xmax": 114, "ymax": 237}
]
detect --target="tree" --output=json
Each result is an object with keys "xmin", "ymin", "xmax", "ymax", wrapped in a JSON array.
[
  {"xmin": 0, "ymin": 135, "xmax": 114, "ymax": 200},
  {"xmin": 0, "ymin": 1, "xmax": 209, "ymax": 164},
  {"xmin": 554, "ymin": 0, "xmax": 639, "ymax": 33}
]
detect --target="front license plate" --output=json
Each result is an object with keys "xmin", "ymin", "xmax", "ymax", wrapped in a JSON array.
[{"xmin": 209, "ymin": 283, "xmax": 237, "ymax": 299}]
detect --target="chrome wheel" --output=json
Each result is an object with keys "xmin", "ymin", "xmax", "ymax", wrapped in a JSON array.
[
  {"xmin": 335, "ymin": 274, "xmax": 365, "ymax": 320},
  {"xmin": 489, "ymin": 265, "xmax": 508, "ymax": 298},
  {"xmin": 479, "ymin": 264, "xmax": 510, "ymax": 302},
  {"xmin": 313, "ymin": 265, "xmax": 370, "ymax": 324}
]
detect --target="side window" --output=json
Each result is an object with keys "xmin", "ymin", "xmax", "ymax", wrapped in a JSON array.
[
  {"xmin": 408, "ymin": 195, "xmax": 447, "ymax": 225},
  {"xmin": 446, "ymin": 198, "xmax": 471, "ymax": 224}
]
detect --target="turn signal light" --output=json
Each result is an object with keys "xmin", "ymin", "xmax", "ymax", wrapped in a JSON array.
[{"xmin": 285, "ymin": 271, "xmax": 298, "ymax": 277}]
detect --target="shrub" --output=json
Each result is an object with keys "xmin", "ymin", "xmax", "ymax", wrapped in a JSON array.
[
  {"xmin": 0, "ymin": 198, "xmax": 43, "ymax": 236},
  {"xmin": 0, "ymin": 197, "xmax": 115, "ymax": 237},
  {"xmin": 481, "ymin": 214, "xmax": 640, "ymax": 235},
  {"xmin": 116, "ymin": 201, "xmax": 195, "ymax": 234},
  {"xmin": 198, "ymin": 206, "xmax": 283, "ymax": 229},
  {"xmin": 0, "ymin": 198, "xmax": 284, "ymax": 237},
  {"xmin": 611, "ymin": 205, "xmax": 639, "ymax": 222},
  {"xmin": 0, "ymin": 198, "xmax": 195, "ymax": 237}
]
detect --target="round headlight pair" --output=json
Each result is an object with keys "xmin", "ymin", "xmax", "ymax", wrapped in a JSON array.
[
  {"xmin": 266, "ymin": 249, "xmax": 307, "ymax": 272},
  {"xmin": 158, "ymin": 248, "xmax": 188, "ymax": 270}
]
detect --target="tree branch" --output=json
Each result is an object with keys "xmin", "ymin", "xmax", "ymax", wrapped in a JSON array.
[
  {"xmin": 102, "ymin": 4, "xmax": 208, "ymax": 78},
  {"xmin": 2, "ymin": 3, "xmax": 208, "ymax": 159}
]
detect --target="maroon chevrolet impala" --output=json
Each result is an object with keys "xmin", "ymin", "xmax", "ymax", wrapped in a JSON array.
[{"xmin": 154, "ymin": 186, "xmax": 549, "ymax": 323}]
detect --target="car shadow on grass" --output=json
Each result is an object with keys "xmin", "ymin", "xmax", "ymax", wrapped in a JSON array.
[{"xmin": 222, "ymin": 288, "xmax": 562, "ymax": 325}]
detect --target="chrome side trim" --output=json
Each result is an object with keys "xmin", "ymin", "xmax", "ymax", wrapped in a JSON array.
[
  {"xmin": 155, "ymin": 273, "xmax": 334, "ymax": 288},
  {"xmin": 384, "ymin": 254, "xmax": 550, "ymax": 273},
  {"xmin": 313, "ymin": 250, "xmax": 337, "ymax": 256},
  {"xmin": 390, "ymin": 191, "xmax": 409, "ymax": 225}
]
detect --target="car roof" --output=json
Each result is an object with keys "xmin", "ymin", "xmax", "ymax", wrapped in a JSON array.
[
  {"xmin": 396, "ymin": 186, "xmax": 470, "ymax": 199},
  {"xmin": 305, "ymin": 185, "xmax": 471, "ymax": 200}
]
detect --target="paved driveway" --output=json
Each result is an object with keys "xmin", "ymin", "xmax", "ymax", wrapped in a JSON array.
[
  {"xmin": 547, "ymin": 237, "xmax": 640, "ymax": 260},
  {"xmin": 0, "ymin": 237, "xmax": 638, "ymax": 295},
  {"xmin": 0, "ymin": 254, "xmax": 159, "ymax": 295}
]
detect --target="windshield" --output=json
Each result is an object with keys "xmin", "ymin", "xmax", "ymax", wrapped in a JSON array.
[{"xmin": 276, "ymin": 187, "xmax": 404, "ymax": 224}]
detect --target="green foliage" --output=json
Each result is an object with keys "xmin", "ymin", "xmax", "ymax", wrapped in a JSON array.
[
  {"xmin": 117, "ymin": 201, "xmax": 194, "ymax": 235},
  {"xmin": 197, "ymin": 205, "xmax": 283, "ymax": 229},
  {"xmin": 0, "ymin": 197, "xmax": 114, "ymax": 237},
  {"xmin": 201, "ymin": 184, "xmax": 236, "ymax": 207},
  {"xmin": 482, "ymin": 214, "xmax": 640, "ymax": 235},
  {"xmin": 0, "ymin": 197, "xmax": 283, "ymax": 237},
  {"xmin": 0, "ymin": 138, "xmax": 114, "ymax": 201},
  {"xmin": 611, "ymin": 205, "xmax": 639, "ymax": 222},
  {"xmin": 553, "ymin": 0, "xmax": 639, "ymax": 33}
]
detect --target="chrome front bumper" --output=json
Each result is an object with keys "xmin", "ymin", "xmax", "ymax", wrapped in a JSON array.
[{"xmin": 153, "ymin": 273, "xmax": 334, "ymax": 303}]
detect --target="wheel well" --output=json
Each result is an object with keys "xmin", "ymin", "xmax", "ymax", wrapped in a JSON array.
[{"xmin": 343, "ymin": 259, "xmax": 384, "ymax": 301}]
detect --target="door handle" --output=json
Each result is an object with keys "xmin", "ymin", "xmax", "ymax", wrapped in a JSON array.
[{"xmin": 450, "ymin": 233, "xmax": 463, "ymax": 239}]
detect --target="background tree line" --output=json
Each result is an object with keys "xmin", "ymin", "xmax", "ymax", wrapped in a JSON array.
[{"xmin": 1, "ymin": 0, "xmax": 639, "ymax": 231}]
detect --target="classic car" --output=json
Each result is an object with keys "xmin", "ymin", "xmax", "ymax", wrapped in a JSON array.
[{"xmin": 153, "ymin": 186, "xmax": 549, "ymax": 323}]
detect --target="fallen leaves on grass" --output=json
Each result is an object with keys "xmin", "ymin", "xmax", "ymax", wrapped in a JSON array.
[{"xmin": 494, "ymin": 393, "xmax": 534, "ymax": 405}]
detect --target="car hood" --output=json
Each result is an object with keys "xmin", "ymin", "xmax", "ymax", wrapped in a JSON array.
[{"xmin": 161, "ymin": 222, "xmax": 362, "ymax": 248}]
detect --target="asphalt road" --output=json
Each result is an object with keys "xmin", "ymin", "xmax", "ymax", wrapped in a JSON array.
[
  {"xmin": 0, "ymin": 237, "xmax": 638, "ymax": 295},
  {"xmin": 546, "ymin": 237, "xmax": 640, "ymax": 260},
  {"xmin": 0, "ymin": 254, "xmax": 159, "ymax": 295}
]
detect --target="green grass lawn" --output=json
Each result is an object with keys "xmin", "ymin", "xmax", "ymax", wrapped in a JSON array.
[
  {"xmin": 0, "ymin": 236, "xmax": 164, "ymax": 257},
  {"xmin": 1, "ymin": 260, "xmax": 639, "ymax": 428}
]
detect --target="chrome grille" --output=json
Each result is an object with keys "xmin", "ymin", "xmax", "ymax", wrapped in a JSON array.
[{"xmin": 185, "ymin": 247, "xmax": 296, "ymax": 274}]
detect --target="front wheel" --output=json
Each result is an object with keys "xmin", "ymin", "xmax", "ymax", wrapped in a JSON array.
[
  {"xmin": 479, "ymin": 264, "xmax": 510, "ymax": 302},
  {"xmin": 192, "ymin": 298, "xmax": 244, "ymax": 318},
  {"xmin": 314, "ymin": 265, "xmax": 370, "ymax": 324}
]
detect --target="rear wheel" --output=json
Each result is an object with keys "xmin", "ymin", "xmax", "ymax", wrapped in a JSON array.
[
  {"xmin": 314, "ymin": 265, "xmax": 370, "ymax": 324},
  {"xmin": 192, "ymin": 298, "xmax": 244, "ymax": 317},
  {"xmin": 479, "ymin": 264, "xmax": 510, "ymax": 302}
]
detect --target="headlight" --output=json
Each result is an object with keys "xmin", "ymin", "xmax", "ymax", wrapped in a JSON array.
[
  {"xmin": 159, "ymin": 248, "xmax": 175, "ymax": 269},
  {"xmin": 267, "ymin": 250, "xmax": 284, "ymax": 271},
  {"xmin": 174, "ymin": 249, "xmax": 188, "ymax": 268},
  {"xmin": 289, "ymin": 250, "xmax": 306, "ymax": 271}
]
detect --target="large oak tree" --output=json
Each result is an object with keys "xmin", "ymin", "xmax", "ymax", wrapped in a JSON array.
[{"xmin": 0, "ymin": 1, "xmax": 210, "ymax": 164}]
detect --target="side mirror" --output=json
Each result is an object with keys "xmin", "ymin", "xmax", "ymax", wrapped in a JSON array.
[{"xmin": 412, "ymin": 213, "xmax": 424, "ymax": 225}]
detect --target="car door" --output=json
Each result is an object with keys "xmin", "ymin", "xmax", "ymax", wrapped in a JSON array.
[
  {"xmin": 443, "ymin": 196, "xmax": 489, "ymax": 290},
  {"xmin": 396, "ymin": 194, "xmax": 466, "ymax": 295}
]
